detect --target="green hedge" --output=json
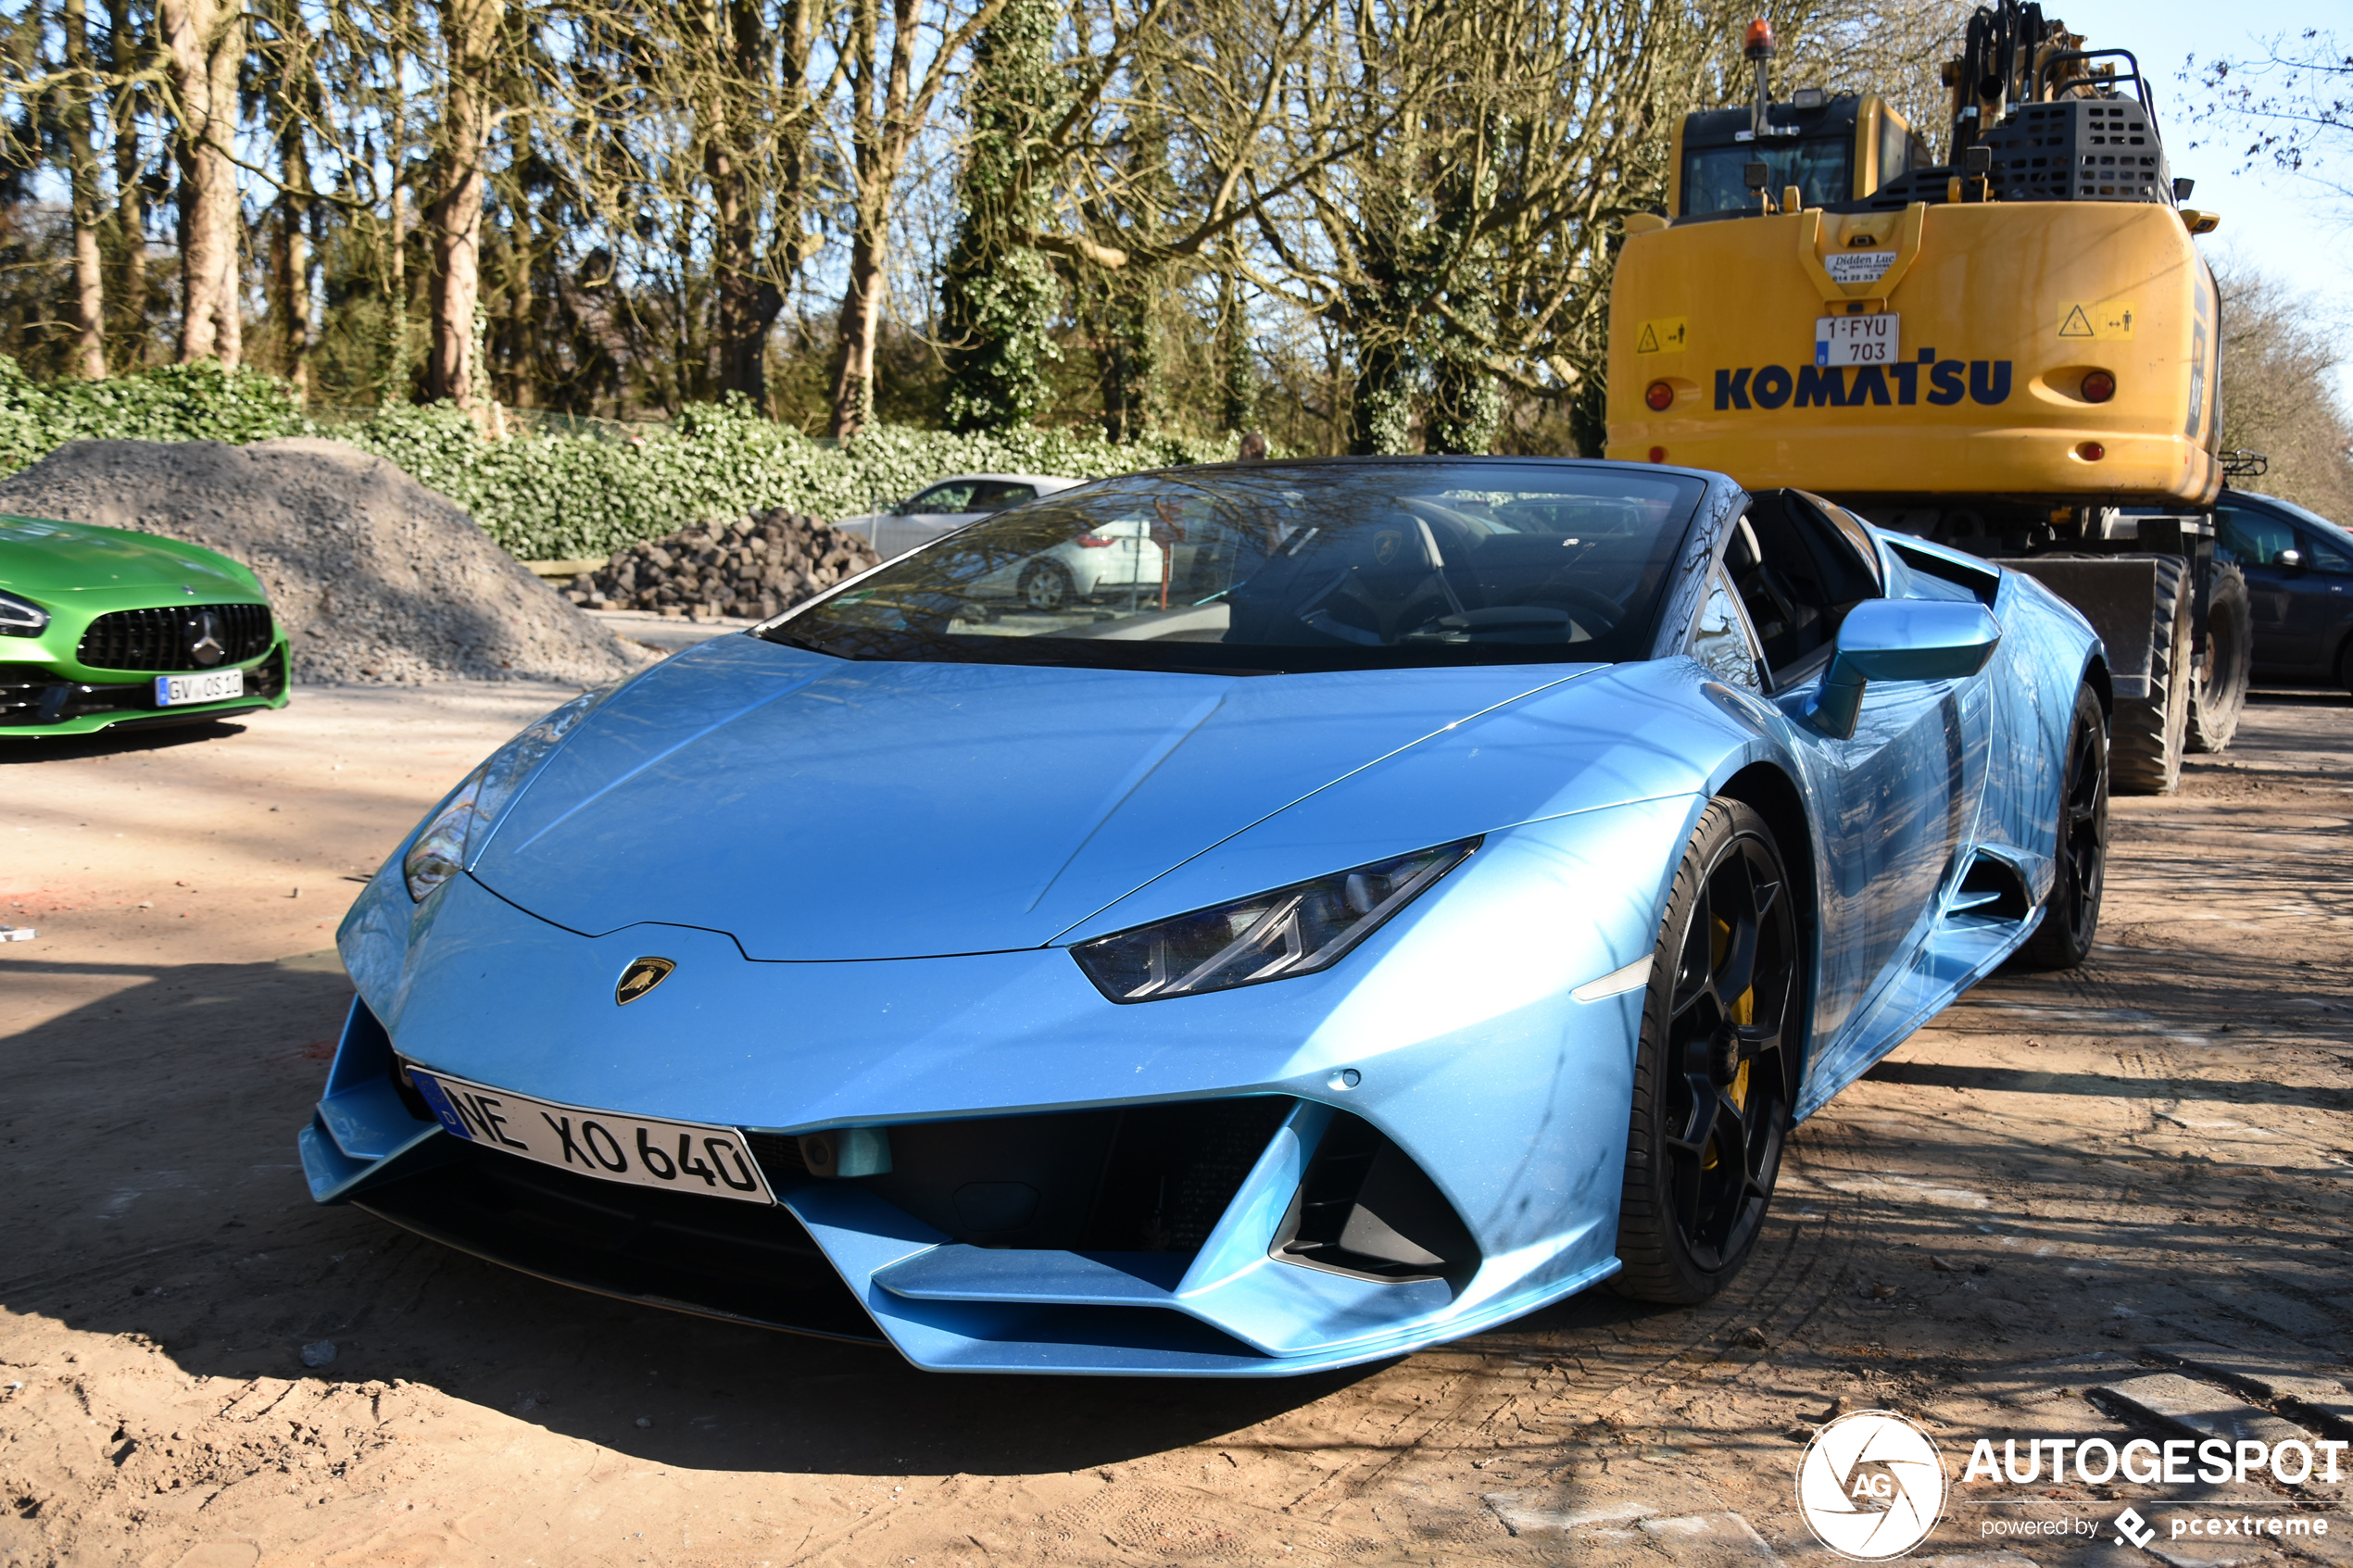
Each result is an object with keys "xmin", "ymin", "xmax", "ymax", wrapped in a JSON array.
[{"xmin": 0, "ymin": 358, "xmax": 1244, "ymax": 561}]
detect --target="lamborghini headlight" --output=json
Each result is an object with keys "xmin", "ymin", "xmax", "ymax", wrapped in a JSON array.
[
  {"xmin": 402, "ymin": 684, "xmax": 617, "ymax": 902},
  {"xmin": 1072, "ymin": 838, "xmax": 1480, "ymax": 1002}
]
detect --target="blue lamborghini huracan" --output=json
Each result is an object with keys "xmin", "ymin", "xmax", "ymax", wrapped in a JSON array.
[{"xmin": 301, "ymin": 458, "xmax": 2108, "ymax": 1375}]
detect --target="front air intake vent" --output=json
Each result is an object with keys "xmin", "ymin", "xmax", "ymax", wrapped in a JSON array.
[{"xmin": 1274, "ymin": 1112, "xmax": 1479, "ymax": 1287}]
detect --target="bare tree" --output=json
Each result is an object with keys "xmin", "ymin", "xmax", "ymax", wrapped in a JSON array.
[
  {"xmin": 2188, "ymin": 30, "xmax": 2352, "ymax": 208},
  {"xmin": 826, "ymin": 0, "xmax": 1010, "ymax": 436},
  {"xmin": 106, "ymin": 0, "xmax": 151, "ymax": 366},
  {"xmin": 59, "ymin": 0, "xmax": 107, "ymax": 376},
  {"xmin": 157, "ymin": 0, "xmax": 242, "ymax": 362},
  {"xmin": 2214, "ymin": 265, "xmax": 2353, "ymax": 522},
  {"xmin": 422, "ymin": 0, "xmax": 502, "ymax": 410}
]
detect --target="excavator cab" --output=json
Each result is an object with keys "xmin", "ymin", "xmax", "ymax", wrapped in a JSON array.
[{"xmin": 1670, "ymin": 94, "xmax": 1933, "ymax": 218}]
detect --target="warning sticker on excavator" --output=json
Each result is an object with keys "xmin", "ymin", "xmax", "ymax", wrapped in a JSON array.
[
  {"xmin": 1636, "ymin": 317, "xmax": 1688, "ymax": 354},
  {"xmin": 2058, "ymin": 300, "xmax": 2135, "ymax": 340}
]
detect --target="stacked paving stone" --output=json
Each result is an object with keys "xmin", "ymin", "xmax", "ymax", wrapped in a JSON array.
[{"xmin": 572, "ymin": 508, "xmax": 882, "ymax": 621}]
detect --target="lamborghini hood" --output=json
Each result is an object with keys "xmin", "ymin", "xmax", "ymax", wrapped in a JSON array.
[{"xmin": 468, "ymin": 636, "xmax": 1603, "ymax": 960}]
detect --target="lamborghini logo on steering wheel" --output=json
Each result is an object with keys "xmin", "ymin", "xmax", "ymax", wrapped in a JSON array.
[
  {"xmin": 1372, "ymin": 530, "xmax": 1405, "ymax": 565},
  {"xmin": 615, "ymin": 956, "xmax": 676, "ymax": 1005}
]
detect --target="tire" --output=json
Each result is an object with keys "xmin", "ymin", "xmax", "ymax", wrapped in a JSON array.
[
  {"xmin": 2338, "ymin": 636, "xmax": 2353, "ymax": 699},
  {"xmin": 1018, "ymin": 558, "xmax": 1076, "ymax": 613},
  {"xmin": 2187, "ymin": 562, "xmax": 2250, "ymax": 753},
  {"xmin": 1612, "ymin": 798, "xmax": 1801, "ymax": 1304},
  {"xmin": 2109, "ymin": 555, "xmax": 2190, "ymax": 795},
  {"xmin": 2014, "ymin": 682, "xmax": 2108, "ymax": 971}
]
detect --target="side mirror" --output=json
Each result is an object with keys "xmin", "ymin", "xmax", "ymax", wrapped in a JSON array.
[
  {"xmin": 2276, "ymin": 548, "xmax": 2306, "ymax": 572},
  {"xmin": 1804, "ymin": 599, "xmax": 2001, "ymax": 739}
]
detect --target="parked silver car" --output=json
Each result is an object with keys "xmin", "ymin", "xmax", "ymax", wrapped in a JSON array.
[{"xmin": 835, "ymin": 474, "xmax": 1084, "ymax": 559}]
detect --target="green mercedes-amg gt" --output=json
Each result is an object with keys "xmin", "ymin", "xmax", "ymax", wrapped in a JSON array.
[{"xmin": 0, "ymin": 514, "xmax": 290, "ymax": 737}]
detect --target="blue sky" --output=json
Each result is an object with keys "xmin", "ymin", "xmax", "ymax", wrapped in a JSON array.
[{"xmin": 2059, "ymin": 0, "xmax": 2350, "ymax": 405}]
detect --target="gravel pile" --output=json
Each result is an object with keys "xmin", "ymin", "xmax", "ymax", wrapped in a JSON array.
[
  {"xmin": 0, "ymin": 438, "xmax": 651, "ymax": 685},
  {"xmin": 573, "ymin": 508, "xmax": 880, "ymax": 621}
]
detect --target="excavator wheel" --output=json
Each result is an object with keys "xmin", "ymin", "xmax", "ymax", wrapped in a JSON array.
[
  {"xmin": 2109, "ymin": 556, "xmax": 2191, "ymax": 796},
  {"xmin": 2187, "ymin": 563, "xmax": 2251, "ymax": 754}
]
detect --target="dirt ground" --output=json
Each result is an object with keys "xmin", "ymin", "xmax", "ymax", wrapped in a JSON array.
[{"xmin": 3, "ymin": 680, "xmax": 2348, "ymax": 1568}]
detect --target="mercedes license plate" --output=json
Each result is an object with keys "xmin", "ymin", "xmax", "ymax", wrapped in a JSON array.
[
  {"xmin": 408, "ymin": 1069, "xmax": 775, "ymax": 1205},
  {"xmin": 155, "ymin": 670, "xmax": 246, "ymax": 707},
  {"xmin": 1816, "ymin": 313, "xmax": 1898, "ymax": 367}
]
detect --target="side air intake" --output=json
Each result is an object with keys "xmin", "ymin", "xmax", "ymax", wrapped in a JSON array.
[{"xmin": 1272, "ymin": 1112, "xmax": 1478, "ymax": 1287}]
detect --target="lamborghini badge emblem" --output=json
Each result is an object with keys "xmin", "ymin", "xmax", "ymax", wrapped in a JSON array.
[
  {"xmin": 615, "ymin": 956, "xmax": 676, "ymax": 1005},
  {"xmin": 1372, "ymin": 530, "xmax": 1404, "ymax": 566}
]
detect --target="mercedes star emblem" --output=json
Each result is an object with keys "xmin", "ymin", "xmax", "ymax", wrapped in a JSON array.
[{"xmin": 186, "ymin": 609, "xmax": 227, "ymax": 668}]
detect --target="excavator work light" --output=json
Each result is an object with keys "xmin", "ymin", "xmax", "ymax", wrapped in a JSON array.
[
  {"xmin": 1644, "ymin": 381, "xmax": 1676, "ymax": 411},
  {"xmin": 2081, "ymin": 370, "xmax": 2115, "ymax": 404}
]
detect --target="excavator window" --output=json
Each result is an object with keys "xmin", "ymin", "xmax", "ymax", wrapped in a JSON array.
[
  {"xmin": 1724, "ymin": 491, "xmax": 1884, "ymax": 684},
  {"xmin": 1682, "ymin": 138, "xmax": 1852, "ymax": 215}
]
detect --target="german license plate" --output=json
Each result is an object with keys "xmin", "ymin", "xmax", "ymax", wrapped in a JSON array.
[
  {"xmin": 155, "ymin": 670, "xmax": 246, "ymax": 706},
  {"xmin": 1816, "ymin": 313, "xmax": 1898, "ymax": 367},
  {"xmin": 408, "ymin": 1069, "xmax": 775, "ymax": 1205}
]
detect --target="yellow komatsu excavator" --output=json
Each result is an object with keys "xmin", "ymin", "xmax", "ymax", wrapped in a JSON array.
[{"xmin": 1604, "ymin": 1, "xmax": 2253, "ymax": 791}]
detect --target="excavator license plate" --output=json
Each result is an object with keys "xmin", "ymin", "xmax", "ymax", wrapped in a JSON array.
[{"xmin": 1815, "ymin": 314, "xmax": 1900, "ymax": 367}]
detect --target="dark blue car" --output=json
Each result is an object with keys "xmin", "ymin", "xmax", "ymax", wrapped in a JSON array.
[{"xmin": 2214, "ymin": 490, "xmax": 2353, "ymax": 694}]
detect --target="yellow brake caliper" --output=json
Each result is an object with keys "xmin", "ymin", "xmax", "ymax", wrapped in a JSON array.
[{"xmin": 1700, "ymin": 915, "xmax": 1759, "ymax": 1173}]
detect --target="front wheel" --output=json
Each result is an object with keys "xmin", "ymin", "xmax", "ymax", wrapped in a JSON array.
[
  {"xmin": 1612, "ymin": 798, "xmax": 1802, "ymax": 1304},
  {"xmin": 2014, "ymin": 682, "xmax": 2108, "ymax": 971}
]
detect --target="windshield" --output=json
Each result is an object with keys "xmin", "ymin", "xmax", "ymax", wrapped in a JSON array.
[
  {"xmin": 759, "ymin": 461, "xmax": 1706, "ymax": 674},
  {"xmin": 1682, "ymin": 137, "xmax": 1852, "ymax": 215}
]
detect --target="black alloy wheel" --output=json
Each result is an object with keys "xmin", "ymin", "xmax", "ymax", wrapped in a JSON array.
[
  {"xmin": 1019, "ymin": 558, "xmax": 1076, "ymax": 613},
  {"xmin": 2016, "ymin": 682, "xmax": 2108, "ymax": 970},
  {"xmin": 1613, "ymin": 798, "xmax": 1801, "ymax": 1303}
]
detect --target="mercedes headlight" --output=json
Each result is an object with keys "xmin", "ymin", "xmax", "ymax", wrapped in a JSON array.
[
  {"xmin": 402, "ymin": 685, "xmax": 617, "ymax": 902},
  {"xmin": 0, "ymin": 589, "xmax": 49, "ymax": 636},
  {"xmin": 1072, "ymin": 838, "xmax": 1479, "ymax": 1002}
]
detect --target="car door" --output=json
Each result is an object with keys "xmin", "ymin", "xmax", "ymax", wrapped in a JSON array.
[
  {"xmin": 2216, "ymin": 501, "xmax": 2314, "ymax": 671},
  {"xmin": 1729, "ymin": 492, "xmax": 1985, "ymax": 1048},
  {"xmin": 2282, "ymin": 525, "xmax": 2353, "ymax": 678}
]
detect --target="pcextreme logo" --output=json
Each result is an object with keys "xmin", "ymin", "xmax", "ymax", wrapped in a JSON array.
[
  {"xmin": 1713, "ymin": 356, "xmax": 2013, "ymax": 410},
  {"xmin": 1797, "ymin": 1411, "xmax": 1949, "ymax": 1561}
]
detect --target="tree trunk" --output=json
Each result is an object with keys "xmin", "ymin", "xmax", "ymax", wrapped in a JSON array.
[
  {"xmin": 424, "ymin": 0, "xmax": 501, "ymax": 415},
  {"xmin": 386, "ymin": 66, "xmax": 409, "ymax": 400},
  {"xmin": 271, "ymin": 186, "xmax": 311, "ymax": 395},
  {"xmin": 62, "ymin": 0, "xmax": 107, "ymax": 379},
  {"xmin": 107, "ymin": 0, "xmax": 147, "ymax": 368},
  {"xmin": 828, "ymin": 0, "xmax": 918, "ymax": 439},
  {"xmin": 160, "ymin": 0, "xmax": 235, "ymax": 363},
  {"xmin": 828, "ymin": 224, "xmax": 887, "ymax": 439},
  {"xmin": 263, "ymin": 0, "xmax": 313, "ymax": 395},
  {"xmin": 1217, "ymin": 262, "xmax": 1254, "ymax": 433},
  {"xmin": 706, "ymin": 0, "xmax": 788, "ymax": 408}
]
